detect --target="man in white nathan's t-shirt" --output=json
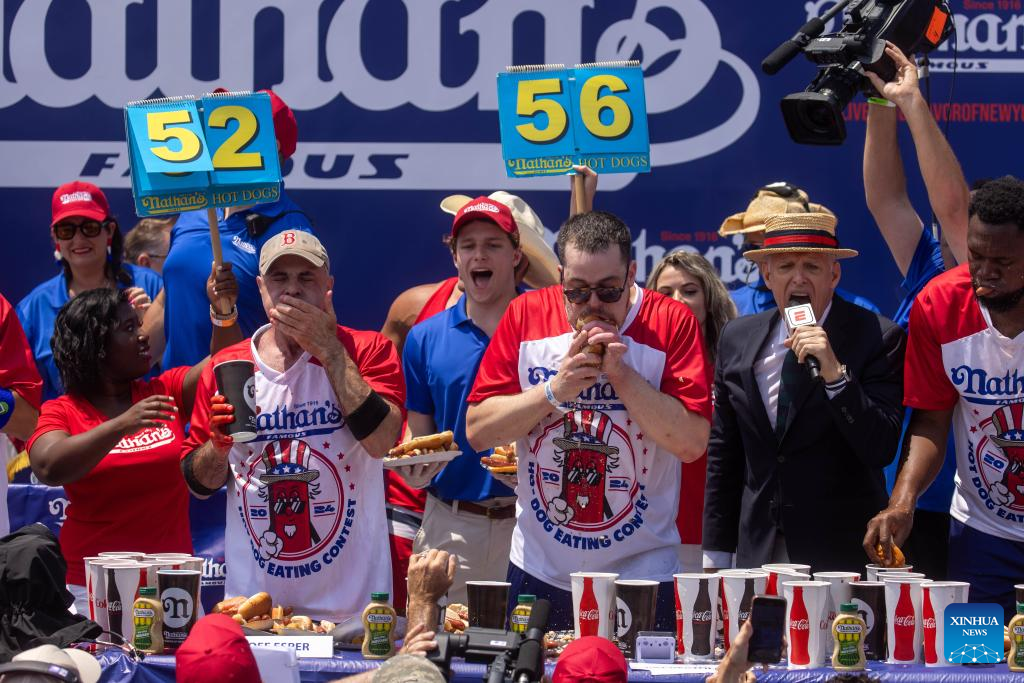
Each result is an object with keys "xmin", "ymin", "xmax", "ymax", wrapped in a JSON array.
[
  {"xmin": 866, "ymin": 176, "xmax": 1024, "ymax": 621},
  {"xmin": 181, "ymin": 231, "xmax": 404, "ymax": 622}
]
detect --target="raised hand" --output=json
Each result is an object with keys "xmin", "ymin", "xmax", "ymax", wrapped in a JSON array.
[{"xmin": 114, "ymin": 394, "xmax": 176, "ymax": 434}]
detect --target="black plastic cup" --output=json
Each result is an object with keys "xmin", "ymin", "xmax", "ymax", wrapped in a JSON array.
[
  {"xmin": 158, "ymin": 569, "xmax": 201, "ymax": 651},
  {"xmin": 850, "ymin": 580, "xmax": 887, "ymax": 661},
  {"xmin": 614, "ymin": 579, "xmax": 658, "ymax": 658},
  {"xmin": 467, "ymin": 581, "xmax": 511, "ymax": 630},
  {"xmin": 213, "ymin": 359, "xmax": 257, "ymax": 443}
]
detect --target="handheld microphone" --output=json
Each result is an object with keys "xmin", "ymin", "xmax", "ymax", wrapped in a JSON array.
[
  {"xmin": 784, "ymin": 296, "xmax": 820, "ymax": 380},
  {"xmin": 513, "ymin": 599, "xmax": 551, "ymax": 683}
]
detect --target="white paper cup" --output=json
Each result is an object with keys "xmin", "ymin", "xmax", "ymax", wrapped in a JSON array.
[
  {"xmin": 782, "ymin": 580, "xmax": 830, "ymax": 668},
  {"xmin": 813, "ymin": 571, "xmax": 861, "ymax": 655},
  {"xmin": 763, "ymin": 566, "xmax": 810, "ymax": 597},
  {"xmin": 865, "ymin": 563, "xmax": 913, "ymax": 581},
  {"xmin": 720, "ymin": 569, "xmax": 768, "ymax": 652},
  {"xmin": 921, "ymin": 581, "xmax": 970, "ymax": 667},
  {"xmin": 570, "ymin": 572, "xmax": 618, "ymax": 640},
  {"xmin": 878, "ymin": 571, "xmax": 926, "ymax": 580},
  {"xmin": 106, "ymin": 562, "xmax": 144, "ymax": 644},
  {"xmin": 673, "ymin": 573, "xmax": 720, "ymax": 662},
  {"xmin": 883, "ymin": 576, "xmax": 928, "ymax": 664},
  {"xmin": 97, "ymin": 552, "xmax": 146, "ymax": 560},
  {"xmin": 86, "ymin": 559, "xmax": 135, "ymax": 633}
]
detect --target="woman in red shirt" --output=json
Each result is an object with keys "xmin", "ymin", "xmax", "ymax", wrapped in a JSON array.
[{"xmin": 27, "ymin": 264, "xmax": 238, "ymax": 612}]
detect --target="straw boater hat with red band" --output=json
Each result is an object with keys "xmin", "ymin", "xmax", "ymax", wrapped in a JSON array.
[{"xmin": 742, "ymin": 212, "xmax": 858, "ymax": 261}]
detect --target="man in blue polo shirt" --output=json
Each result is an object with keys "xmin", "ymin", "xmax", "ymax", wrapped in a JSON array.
[
  {"xmin": 399, "ymin": 196, "xmax": 522, "ymax": 603},
  {"xmin": 159, "ymin": 89, "xmax": 315, "ymax": 369}
]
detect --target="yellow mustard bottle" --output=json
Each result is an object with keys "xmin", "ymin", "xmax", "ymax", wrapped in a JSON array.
[
  {"xmin": 1009, "ymin": 602, "xmax": 1024, "ymax": 672},
  {"xmin": 831, "ymin": 602, "xmax": 866, "ymax": 671},
  {"xmin": 511, "ymin": 594, "xmax": 536, "ymax": 635},
  {"xmin": 132, "ymin": 587, "xmax": 164, "ymax": 654},
  {"xmin": 362, "ymin": 592, "xmax": 397, "ymax": 659}
]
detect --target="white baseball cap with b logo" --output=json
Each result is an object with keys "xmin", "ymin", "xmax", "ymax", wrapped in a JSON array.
[{"xmin": 258, "ymin": 230, "xmax": 330, "ymax": 274}]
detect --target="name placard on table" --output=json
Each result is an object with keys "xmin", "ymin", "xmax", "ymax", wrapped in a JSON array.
[
  {"xmin": 245, "ymin": 635, "xmax": 334, "ymax": 659},
  {"xmin": 496, "ymin": 61, "xmax": 649, "ymax": 178},
  {"xmin": 124, "ymin": 91, "xmax": 282, "ymax": 217}
]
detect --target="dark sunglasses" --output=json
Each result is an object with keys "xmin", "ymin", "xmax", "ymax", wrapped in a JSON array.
[
  {"xmin": 562, "ymin": 272, "xmax": 629, "ymax": 305},
  {"xmin": 53, "ymin": 219, "xmax": 112, "ymax": 241}
]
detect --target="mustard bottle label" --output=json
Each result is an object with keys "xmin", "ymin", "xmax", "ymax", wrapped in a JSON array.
[
  {"xmin": 1013, "ymin": 624, "xmax": 1024, "ymax": 666},
  {"xmin": 366, "ymin": 610, "xmax": 394, "ymax": 657},
  {"xmin": 511, "ymin": 609, "xmax": 531, "ymax": 634},
  {"xmin": 834, "ymin": 619, "xmax": 864, "ymax": 668}
]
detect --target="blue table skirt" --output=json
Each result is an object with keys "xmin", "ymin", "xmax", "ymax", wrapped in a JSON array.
[{"xmin": 97, "ymin": 650, "xmax": 1019, "ymax": 682}]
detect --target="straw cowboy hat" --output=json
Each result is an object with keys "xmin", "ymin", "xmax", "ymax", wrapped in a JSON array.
[
  {"xmin": 719, "ymin": 182, "xmax": 834, "ymax": 237},
  {"xmin": 742, "ymin": 213, "xmax": 859, "ymax": 261},
  {"xmin": 440, "ymin": 192, "xmax": 560, "ymax": 289}
]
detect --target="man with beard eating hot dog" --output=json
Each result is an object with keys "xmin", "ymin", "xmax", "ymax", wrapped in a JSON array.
[{"xmin": 465, "ymin": 210, "xmax": 712, "ymax": 630}]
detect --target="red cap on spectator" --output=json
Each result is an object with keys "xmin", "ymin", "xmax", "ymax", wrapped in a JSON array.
[
  {"xmin": 51, "ymin": 181, "xmax": 110, "ymax": 226},
  {"xmin": 176, "ymin": 614, "xmax": 261, "ymax": 683},
  {"xmin": 552, "ymin": 636, "xmax": 628, "ymax": 683},
  {"xmin": 450, "ymin": 196, "xmax": 518, "ymax": 241},
  {"xmin": 214, "ymin": 88, "xmax": 297, "ymax": 160}
]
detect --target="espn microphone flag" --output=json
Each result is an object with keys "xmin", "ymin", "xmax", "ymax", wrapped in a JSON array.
[{"xmin": 784, "ymin": 297, "xmax": 821, "ymax": 380}]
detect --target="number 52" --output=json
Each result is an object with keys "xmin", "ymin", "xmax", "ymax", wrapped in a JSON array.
[
  {"xmin": 515, "ymin": 74, "xmax": 633, "ymax": 144},
  {"xmin": 147, "ymin": 105, "xmax": 264, "ymax": 171}
]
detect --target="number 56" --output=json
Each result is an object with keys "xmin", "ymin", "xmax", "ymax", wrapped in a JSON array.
[{"xmin": 515, "ymin": 74, "xmax": 633, "ymax": 144}]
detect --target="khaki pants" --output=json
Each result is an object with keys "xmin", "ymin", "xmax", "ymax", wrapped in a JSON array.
[{"xmin": 413, "ymin": 494, "xmax": 516, "ymax": 604}]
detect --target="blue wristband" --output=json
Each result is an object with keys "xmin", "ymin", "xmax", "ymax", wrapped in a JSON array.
[{"xmin": 0, "ymin": 387, "xmax": 14, "ymax": 431}]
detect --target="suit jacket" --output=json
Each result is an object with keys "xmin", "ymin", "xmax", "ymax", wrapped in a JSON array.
[{"xmin": 703, "ymin": 295, "xmax": 906, "ymax": 573}]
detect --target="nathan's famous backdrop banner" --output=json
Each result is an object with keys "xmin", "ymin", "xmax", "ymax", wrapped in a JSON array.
[{"xmin": 0, "ymin": 0, "xmax": 1022, "ymax": 329}]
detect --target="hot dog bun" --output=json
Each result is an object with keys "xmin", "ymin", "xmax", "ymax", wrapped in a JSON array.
[
  {"xmin": 213, "ymin": 596, "xmax": 246, "ymax": 616},
  {"xmin": 237, "ymin": 592, "xmax": 272, "ymax": 621},
  {"xmin": 576, "ymin": 314, "xmax": 609, "ymax": 366}
]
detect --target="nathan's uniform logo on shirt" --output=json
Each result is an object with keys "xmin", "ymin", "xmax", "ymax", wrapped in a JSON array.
[
  {"xmin": 252, "ymin": 399, "xmax": 343, "ymax": 441},
  {"xmin": 232, "ymin": 235, "xmax": 256, "ymax": 255},
  {"xmin": 110, "ymin": 426, "xmax": 175, "ymax": 454},
  {"xmin": 951, "ymin": 365, "xmax": 1024, "ymax": 404},
  {"xmin": 527, "ymin": 367, "xmax": 625, "ymax": 412},
  {"xmin": 239, "ymin": 439, "xmax": 357, "ymax": 578},
  {"xmin": 967, "ymin": 402, "xmax": 1024, "ymax": 524},
  {"xmin": 526, "ymin": 409, "xmax": 648, "ymax": 549}
]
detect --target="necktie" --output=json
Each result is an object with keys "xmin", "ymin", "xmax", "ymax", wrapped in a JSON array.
[{"xmin": 775, "ymin": 350, "xmax": 801, "ymax": 434}]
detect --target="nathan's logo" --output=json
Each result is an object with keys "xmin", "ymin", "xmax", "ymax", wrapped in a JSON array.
[
  {"xmin": 254, "ymin": 400, "xmax": 342, "ymax": 438},
  {"xmin": 59, "ymin": 191, "xmax": 92, "ymax": 204},
  {"xmin": 161, "ymin": 587, "xmax": 195, "ymax": 628},
  {"xmin": 950, "ymin": 365, "xmax": 1024, "ymax": 397},
  {"xmin": 111, "ymin": 426, "xmax": 175, "ymax": 454},
  {"xmin": 804, "ymin": 1, "xmax": 1024, "ymax": 73},
  {"xmin": 944, "ymin": 603, "xmax": 1004, "ymax": 664},
  {"xmin": 0, "ymin": 1, "xmax": 758, "ymax": 191}
]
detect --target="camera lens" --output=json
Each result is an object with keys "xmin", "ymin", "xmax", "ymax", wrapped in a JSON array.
[{"xmin": 799, "ymin": 99, "xmax": 839, "ymax": 135}]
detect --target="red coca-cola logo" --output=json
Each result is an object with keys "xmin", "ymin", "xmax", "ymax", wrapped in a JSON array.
[
  {"xmin": 922, "ymin": 617, "xmax": 936, "ymax": 629},
  {"xmin": 692, "ymin": 610, "xmax": 712, "ymax": 622},
  {"xmin": 894, "ymin": 615, "xmax": 916, "ymax": 627},
  {"xmin": 580, "ymin": 609, "xmax": 600, "ymax": 621},
  {"xmin": 791, "ymin": 618, "xmax": 810, "ymax": 631}
]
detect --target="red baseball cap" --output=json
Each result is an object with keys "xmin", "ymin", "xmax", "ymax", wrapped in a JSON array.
[
  {"xmin": 552, "ymin": 637, "xmax": 628, "ymax": 683},
  {"xmin": 176, "ymin": 614, "xmax": 261, "ymax": 683},
  {"xmin": 450, "ymin": 195, "xmax": 518, "ymax": 241},
  {"xmin": 213, "ymin": 88, "xmax": 297, "ymax": 160},
  {"xmin": 51, "ymin": 181, "xmax": 110, "ymax": 226}
]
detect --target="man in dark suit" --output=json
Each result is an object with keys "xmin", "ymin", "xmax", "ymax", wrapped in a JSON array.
[{"xmin": 703, "ymin": 212, "xmax": 906, "ymax": 573}]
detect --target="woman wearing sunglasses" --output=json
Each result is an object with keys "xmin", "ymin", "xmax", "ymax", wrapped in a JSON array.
[
  {"xmin": 646, "ymin": 251, "xmax": 737, "ymax": 571},
  {"xmin": 26, "ymin": 261, "xmax": 237, "ymax": 614},
  {"xmin": 16, "ymin": 181, "xmax": 163, "ymax": 401}
]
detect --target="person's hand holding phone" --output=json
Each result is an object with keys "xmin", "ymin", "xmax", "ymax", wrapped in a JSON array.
[{"xmin": 705, "ymin": 620, "xmax": 757, "ymax": 683}]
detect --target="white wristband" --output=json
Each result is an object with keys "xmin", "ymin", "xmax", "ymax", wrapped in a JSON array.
[{"xmin": 544, "ymin": 380, "xmax": 561, "ymax": 409}]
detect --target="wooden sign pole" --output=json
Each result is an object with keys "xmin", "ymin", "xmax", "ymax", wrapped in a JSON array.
[{"xmin": 573, "ymin": 172, "xmax": 586, "ymax": 215}]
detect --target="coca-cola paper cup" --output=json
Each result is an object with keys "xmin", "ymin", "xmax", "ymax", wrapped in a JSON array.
[
  {"xmin": 813, "ymin": 571, "xmax": 861, "ymax": 655},
  {"xmin": 97, "ymin": 551, "xmax": 146, "ymax": 560},
  {"xmin": 782, "ymin": 580, "xmax": 830, "ymax": 669},
  {"xmin": 570, "ymin": 572, "xmax": 617, "ymax": 640},
  {"xmin": 883, "ymin": 576, "xmax": 928, "ymax": 664},
  {"xmin": 865, "ymin": 563, "xmax": 913, "ymax": 582},
  {"xmin": 106, "ymin": 562, "xmax": 144, "ymax": 644},
  {"xmin": 762, "ymin": 565, "xmax": 811, "ymax": 597},
  {"xmin": 850, "ymin": 580, "xmax": 887, "ymax": 661},
  {"xmin": 673, "ymin": 573, "xmax": 719, "ymax": 663},
  {"xmin": 921, "ymin": 581, "xmax": 970, "ymax": 667},
  {"xmin": 720, "ymin": 569, "xmax": 768, "ymax": 652},
  {"xmin": 85, "ymin": 558, "xmax": 134, "ymax": 633},
  {"xmin": 878, "ymin": 571, "xmax": 926, "ymax": 580}
]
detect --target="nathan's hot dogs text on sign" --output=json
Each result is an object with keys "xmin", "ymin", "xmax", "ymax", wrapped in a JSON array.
[
  {"xmin": 386, "ymin": 431, "xmax": 456, "ymax": 459},
  {"xmin": 496, "ymin": 61, "xmax": 649, "ymax": 178},
  {"xmin": 479, "ymin": 443, "xmax": 517, "ymax": 474},
  {"xmin": 124, "ymin": 91, "xmax": 282, "ymax": 218}
]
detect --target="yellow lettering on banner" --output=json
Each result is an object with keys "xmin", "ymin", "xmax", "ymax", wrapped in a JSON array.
[
  {"xmin": 147, "ymin": 110, "xmax": 203, "ymax": 163},
  {"xmin": 208, "ymin": 105, "xmax": 264, "ymax": 170},
  {"xmin": 579, "ymin": 75, "xmax": 632, "ymax": 140},
  {"xmin": 515, "ymin": 79, "xmax": 568, "ymax": 144}
]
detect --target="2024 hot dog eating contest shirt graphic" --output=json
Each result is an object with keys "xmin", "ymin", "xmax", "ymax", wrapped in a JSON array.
[
  {"xmin": 905, "ymin": 265, "xmax": 1024, "ymax": 541},
  {"xmin": 469, "ymin": 286, "xmax": 711, "ymax": 590},
  {"xmin": 185, "ymin": 324, "xmax": 403, "ymax": 621}
]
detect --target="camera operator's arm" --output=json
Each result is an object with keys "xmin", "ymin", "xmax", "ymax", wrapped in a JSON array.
[
  {"xmin": 406, "ymin": 549, "xmax": 457, "ymax": 634},
  {"xmin": 867, "ymin": 43, "xmax": 969, "ymax": 266}
]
